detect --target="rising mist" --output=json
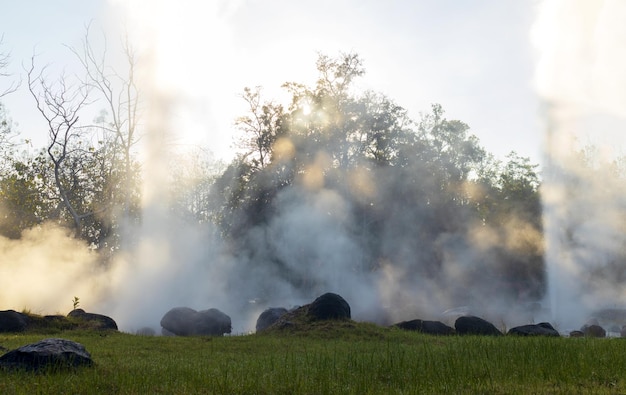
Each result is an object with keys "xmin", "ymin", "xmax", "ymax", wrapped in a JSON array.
[
  {"xmin": 6, "ymin": 1, "xmax": 621, "ymax": 336},
  {"xmin": 535, "ymin": 0, "xmax": 626, "ymax": 330}
]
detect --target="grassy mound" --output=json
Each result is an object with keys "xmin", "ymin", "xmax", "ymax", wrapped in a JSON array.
[
  {"xmin": 9, "ymin": 311, "xmax": 116, "ymax": 334},
  {"xmin": 259, "ymin": 304, "xmax": 389, "ymax": 340}
]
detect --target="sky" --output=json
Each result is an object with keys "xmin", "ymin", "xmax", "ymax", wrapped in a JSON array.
[{"xmin": 0, "ymin": 0, "xmax": 542, "ymax": 165}]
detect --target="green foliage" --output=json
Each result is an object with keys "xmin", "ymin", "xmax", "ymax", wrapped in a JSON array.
[
  {"xmin": 211, "ymin": 52, "xmax": 545, "ymax": 302},
  {"xmin": 0, "ymin": 48, "xmax": 547, "ymax": 304},
  {"xmin": 0, "ymin": 152, "xmax": 55, "ymax": 238},
  {"xmin": 2, "ymin": 329, "xmax": 626, "ymax": 394},
  {"xmin": 72, "ymin": 296, "xmax": 80, "ymax": 310},
  {"xmin": 0, "ymin": 132, "xmax": 142, "ymax": 250}
]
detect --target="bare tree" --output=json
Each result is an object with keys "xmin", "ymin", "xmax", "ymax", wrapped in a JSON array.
[
  {"xmin": 26, "ymin": 55, "xmax": 94, "ymax": 237},
  {"xmin": 0, "ymin": 34, "xmax": 20, "ymax": 98},
  {"xmin": 68, "ymin": 24, "xmax": 140, "ymax": 225},
  {"xmin": 0, "ymin": 36, "xmax": 21, "ymax": 170}
]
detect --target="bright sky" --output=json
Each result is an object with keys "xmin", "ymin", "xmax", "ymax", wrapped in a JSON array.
[{"xmin": 0, "ymin": 0, "xmax": 542, "ymax": 165}]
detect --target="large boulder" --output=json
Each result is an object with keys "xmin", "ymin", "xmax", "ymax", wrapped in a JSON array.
[
  {"xmin": 455, "ymin": 315, "xmax": 503, "ymax": 336},
  {"xmin": 256, "ymin": 307, "xmax": 288, "ymax": 332},
  {"xmin": 581, "ymin": 323, "xmax": 606, "ymax": 338},
  {"xmin": 196, "ymin": 309, "xmax": 232, "ymax": 336},
  {"xmin": 569, "ymin": 330, "xmax": 585, "ymax": 337},
  {"xmin": 0, "ymin": 338, "xmax": 92, "ymax": 371},
  {"xmin": 393, "ymin": 319, "xmax": 455, "ymax": 335},
  {"xmin": 308, "ymin": 293, "xmax": 351, "ymax": 321},
  {"xmin": 508, "ymin": 322, "xmax": 560, "ymax": 337},
  {"xmin": 160, "ymin": 307, "xmax": 196, "ymax": 336},
  {"xmin": 160, "ymin": 307, "xmax": 231, "ymax": 336},
  {"xmin": 0, "ymin": 310, "xmax": 29, "ymax": 333},
  {"xmin": 67, "ymin": 309, "xmax": 118, "ymax": 331}
]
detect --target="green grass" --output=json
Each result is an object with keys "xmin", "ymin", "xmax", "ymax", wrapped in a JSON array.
[{"xmin": 1, "ymin": 322, "xmax": 626, "ymax": 394}]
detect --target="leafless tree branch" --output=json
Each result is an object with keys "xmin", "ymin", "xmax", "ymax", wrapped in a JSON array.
[
  {"xmin": 26, "ymin": 53, "xmax": 94, "ymax": 237},
  {"xmin": 0, "ymin": 34, "xmax": 21, "ymax": 98}
]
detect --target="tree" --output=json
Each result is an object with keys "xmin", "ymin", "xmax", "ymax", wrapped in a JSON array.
[
  {"xmin": 235, "ymin": 87, "xmax": 286, "ymax": 170},
  {"xmin": 27, "ymin": 55, "xmax": 96, "ymax": 238},
  {"xmin": 69, "ymin": 25, "xmax": 141, "ymax": 236},
  {"xmin": 314, "ymin": 52, "xmax": 364, "ymax": 98},
  {"xmin": 0, "ymin": 103, "xmax": 17, "ymax": 172},
  {"xmin": 19, "ymin": 27, "xmax": 143, "ymax": 250},
  {"xmin": 0, "ymin": 35, "xmax": 20, "ymax": 98},
  {"xmin": 214, "ymin": 53, "xmax": 495, "ymax": 290},
  {"xmin": 499, "ymin": 152, "xmax": 541, "ymax": 224},
  {"xmin": 0, "ymin": 36, "xmax": 20, "ymax": 172},
  {"xmin": 168, "ymin": 147, "xmax": 223, "ymax": 224},
  {"xmin": 225, "ymin": 52, "xmax": 546, "ymax": 304},
  {"xmin": 0, "ymin": 152, "xmax": 55, "ymax": 238},
  {"xmin": 416, "ymin": 103, "xmax": 486, "ymax": 185}
]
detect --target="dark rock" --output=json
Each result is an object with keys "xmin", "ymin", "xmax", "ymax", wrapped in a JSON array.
[
  {"xmin": 160, "ymin": 307, "xmax": 231, "ymax": 336},
  {"xmin": 256, "ymin": 307, "xmax": 288, "ymax": 332},
  {"xmin": 621, "ymin": 325, "xmax": 626, "ymax": 338},
  {"xmin": 569, "ymin": 330, "xmax": 585, "ymax": 337},
  {"xmin": 0, "ymin": 310, "xmax": 29, "ymax": 333},
  {"xmin": 0, "ymin": 338, "xmax": 93, "ymax": 371},
  {"xmin": 160, "ymin": 307, "xmax": 197, "ymax": 336},
  {"xmin": 455, "ymin": 315, "xmax": 503, "ymax": 336},
  {"xmin": 508, "ymin": 322, "xmax": 560, "ymax": 337},
  {"xmin": 68, "ymin": 309, "xmax": 118, "ymax": 330},
  {"xmin": 393, "ymin": 319, "xmax": 455, "ymax": 335},
  {"xmin": 162, "ymin": 327, "xmax": 175, "ymax": 336},
  {"xmin": 196, "ymin": 309, "xmax": 232, "ymax": 336},
  {"xmin": 581, "ymin": 324, "xmax": 606, "ymax": 338},
  {"xmin": 308, "ymin": 293, "xmax": 351, "ymax": 321}
]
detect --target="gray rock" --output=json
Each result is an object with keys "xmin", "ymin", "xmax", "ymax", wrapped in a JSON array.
[
  {"xmin": 160, "ymin": 307, "xmax": 197, "ymax": 336},
  {"xmin": 256, "ymin": 307, "xmax": 288, "ymax": 332},
  {"xmin": 0, "ymin": 310, "xmax": 29, "ymax": 333},
  {"xmin": 0, "ymin": 338, "xmax": 93, "ymax": 371},
  {"xmin": 160, "ymin": 307, "xmax": 231, "ymax": 336},
  {"xmin": 508, "ymin": 322, "xmax": 560, "ymax": 337},
  {"xmin": 308, "ymin": 293, "xmax": 351, "ymax": 320},
  {"xmin": 455, "ymin": 315, "xmax": 503, "ymax": 336},
  {"xmin": 67, "ymin": 309, "xmax": 118, "ymax": 330},
  {"xmin": 196, "ymin": 308, "xmax": 232, "ymax": 336},
  {"xmin": 581, "ymin": 324, "xmax": 606, "ymax": 338},
  {"xmin": 393, "ymin": 319, "xmax": 455, "ymax": 335}
]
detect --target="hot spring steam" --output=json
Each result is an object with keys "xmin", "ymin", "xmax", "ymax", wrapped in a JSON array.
[
  {"xmin": 535, "ymin": 0, "xmax": 626, "ymax": 329},
  {"xmin": 5, "ymin": 1, "xmax": 626, "ymax": 335}
]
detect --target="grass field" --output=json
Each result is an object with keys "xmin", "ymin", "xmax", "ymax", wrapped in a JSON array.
[{"xmin": 1, "ymin": 320, "xmax": 626, "ymax": 394}]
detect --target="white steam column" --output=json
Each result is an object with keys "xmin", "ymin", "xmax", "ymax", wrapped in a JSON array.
[{"xmin": 534, "ymin": 0, "xmax": 626, "ymax": 329}]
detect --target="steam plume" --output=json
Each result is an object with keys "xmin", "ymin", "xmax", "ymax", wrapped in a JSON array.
[{"xmin": 534, "ymin": 0, "xmax": 626, "ymax": 328}]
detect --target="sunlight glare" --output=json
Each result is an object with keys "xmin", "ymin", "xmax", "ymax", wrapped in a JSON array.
[
  {"xmin": 110, "ymin": 0, "xmax": 242, "ymax": 157},
  {"xmin": 302, "ymin": 102, "xmax": 312, "ymax": 116}
]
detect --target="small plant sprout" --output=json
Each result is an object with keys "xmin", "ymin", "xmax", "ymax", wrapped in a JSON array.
[{"xmin": 72, "ymin": 296, "xmax": 80, "ymax": 310}]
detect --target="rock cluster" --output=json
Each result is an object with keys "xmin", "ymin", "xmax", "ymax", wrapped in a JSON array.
[{"xmin": 0, "ymin": 309, "xmax": 118, "ymax": 333}]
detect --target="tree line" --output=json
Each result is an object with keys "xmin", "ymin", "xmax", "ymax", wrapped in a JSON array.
[{"xmin": 0, "ymin": 36, "xmax": 547, "ymax": 303}]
